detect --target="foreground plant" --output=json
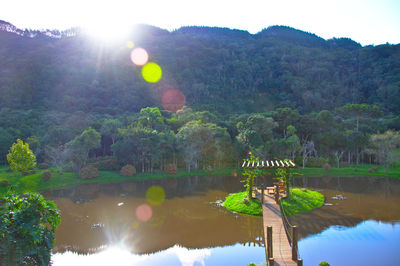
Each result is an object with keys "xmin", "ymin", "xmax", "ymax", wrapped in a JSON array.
[{"xmin": 0, "ymin": 191, "xmax": 60, "ymax": 265}]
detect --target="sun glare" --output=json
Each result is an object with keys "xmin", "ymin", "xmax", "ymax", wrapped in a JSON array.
[{"xmin": 82, "ymin": 17, "xmax": 134, "ymax": 43}]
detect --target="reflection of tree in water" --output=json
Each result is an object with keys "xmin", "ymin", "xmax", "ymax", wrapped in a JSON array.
[
  {"xmin": 239, "ymin": 216, "xmax": 264, "ymax": 247},
  {"xmin": 289, "ymin": 208, "xmax": 362, "ymax": 240},
  {"xmin": 383, "ymin": 177, "xmax": 392, "ymax": 199}
]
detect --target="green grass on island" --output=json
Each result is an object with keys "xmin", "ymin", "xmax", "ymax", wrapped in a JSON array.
[
  {"xmin": 223, "ymin": 191, "xmax": 262, "ymax": 216},
  {"xmin": 281, "ymin": 188, "xmax": 325, "ymax": 216}
]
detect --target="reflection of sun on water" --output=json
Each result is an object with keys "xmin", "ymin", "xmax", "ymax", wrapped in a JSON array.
[{"xmin": 52, "ymin": 245, "xmax": 211, "ymax": 266}]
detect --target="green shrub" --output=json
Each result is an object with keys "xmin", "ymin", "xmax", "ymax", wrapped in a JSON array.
[
  {"xmin": 79, "ymin": 166, "xmax": 99, "ymax": 179},
  {"xmin": 38, "ymin": 163, "xmax": 50, "ymax": 169},
  {"xmin": 307, "ymin": 157, "xmax": 326, "ymax": 168},
  {"xmin": 0, "ymin": 192, "xmax": 60, "ymax": 265},
  {"xmin": 340, "ymin": 162, "xmax": 350, "ymax": 167},
  {"xmin": 41, "ymin": 170, "xmax": 52, "ymax": 181},
  {"xmin": 62, "ymin": 163, "xmax": 73, "ymax": 172},
  {"xmin": 319, "ymin": 262, "xmax": 330, "ymax": 266},
  {"xmin": 323, "ymin": 163, "xmax": 331, "ymax": 172},
  {"xmin": 0, "ymin": 180, "xmax": 10, "ymax": 187},
  {"xmin": 120, "ymin": 164, "xmax": 136, "ymax": 177},
  {"xmin": 22, "ymin": 170, "xmax": 36, "ymax": 176},
  {"xmin": 89, "ymin": 156, "xmax": 120, "ymax": 171},
  {"xmin": 368, "ymin": 167, "xmax": 378, "ymax": 172},
  {"xmin": 166, "ymin": 164, "xmax": 177, "ymax": 174}
]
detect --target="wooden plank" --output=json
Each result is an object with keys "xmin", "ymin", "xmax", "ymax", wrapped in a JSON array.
[{"xmin": 258, "ymin": 190, "xmax": 297, "ymax": 266}]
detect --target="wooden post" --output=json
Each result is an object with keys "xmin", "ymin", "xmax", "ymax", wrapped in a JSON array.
[
  {"xmin": 268, "ymin": 258, "xmax": 274, "ymax": 266},
  {"xmin": 292, "ymin": 225, "xmax": 298, "ymax": 261},
  {"xmin": 297, "ymin": 258, "xmax": 303, "ymax": 266},
  {"xmin": 275, "ymin": 184, "xmax": 279, "ymax": 203},
  {"xmin": 267, "ymin": 226, "xmax": 273, "ymax": 259},
  {"xmin": 261, "ymin": 184, "xmax": 264, "ymax": 204}
]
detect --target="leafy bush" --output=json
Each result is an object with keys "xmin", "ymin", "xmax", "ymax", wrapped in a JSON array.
[
  {"xmin": 0, "ymin": 180, "xmax": 10, "ymax": 187},
  {"xmin": 323, "ymin": 163, "xmax": 331, "ymax": 172},
  {"xmin": 7, "ymin": 139, "xmax": 36, "ymax": 172},
  {"xmin": 41, "ymin": 170, "xmax": 53, "ymax": 181},
  {"xmin": 319, "ymin": 262, "xmax": 330, "ymax": 266},
  {"xmin": 22, "ymin": 170, "xmax": 37, "ymax": 176},
  {"xmin": 307, "ymin": 157, "xmax": 326, "ymax": 168},
  {"xmin": 166, "ymin": 163, "xmax": 177, "ymax": 174},
  {"xmin": 89, "ymin": 156, "xmax": 120, "ymax": 171},
  {"xmin": 368, "ymin": 167, "xmax": 378, "ymax": 172},
  {"xmin": 0, "ymin": 192, "xmax": 60, "ymax": 265},
  {"xmin": 120, "ymin": 164, "xmax": 136, "ymax": 177},
  {"xmin": 79, "ymin": 166, "xmax": 99, "ymax": 179},
  {"xmin": 38, "ymin": 163, "xmax": 50, "ymax": 169}
]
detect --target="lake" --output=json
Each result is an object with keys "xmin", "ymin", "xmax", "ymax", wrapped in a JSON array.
[{"xmin": 45, "ymin": 175, "xmax": 400, "ymax": 266}]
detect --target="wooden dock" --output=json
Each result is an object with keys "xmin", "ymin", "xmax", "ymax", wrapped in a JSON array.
[{"xmin": 258, "ymin": 190, "xmax": 297, "ymax": 266}]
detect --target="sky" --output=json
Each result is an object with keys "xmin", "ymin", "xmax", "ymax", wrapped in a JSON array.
[{"xmin": 1, "ymin": 0, "xmax": 399, "ymax": 46}]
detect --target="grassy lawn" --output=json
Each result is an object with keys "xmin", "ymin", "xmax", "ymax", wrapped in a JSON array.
[
  {"xmin": 0, "ymin": 165, "xmax": 237, "ymax": 196},
  {"xmin": 295, "ymin": 164, "xmax": 400, "ymax": 178},
  {"xmin": 281, "ymin": 188, "xmax": 325, "ymax": 216},
  {"xmin": 223, "ymin": 191, "xmax": 262, "ymax": 216}
]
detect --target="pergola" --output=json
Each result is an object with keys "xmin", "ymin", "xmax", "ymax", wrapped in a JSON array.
[
  {"xmin": 241, "ymin": 159, "xmax": 296, "ymax": 168},
  {"xmin": 241, "ymin": 159, "xmax": 296, "ymax": 197}
]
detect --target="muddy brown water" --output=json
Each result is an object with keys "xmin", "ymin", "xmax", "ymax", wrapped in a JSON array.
[
  {"xmin": 45, "ymin": 175, "xmax": 400, "ymax": 266},
  {"xmin": 290, "ymin": 176, "xmax": 400, "ymax": 266}
]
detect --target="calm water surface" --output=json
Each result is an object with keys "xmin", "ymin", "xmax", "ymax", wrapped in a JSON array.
[
  {"xmin": 291, "ymin": 176, "xmax": 400, "ymax": 266},
  {"xmin": 45, "ymin": 176, "xmax": 265, "ymax": 266},
  {"xmin": 45, "ymin": 175, "xmax": 400, "ymax": 266}
]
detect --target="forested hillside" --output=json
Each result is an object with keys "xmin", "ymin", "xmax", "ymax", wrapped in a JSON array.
[{"xmin": 0, "ymin": 20, "xmax": 399, "ymax": 172}]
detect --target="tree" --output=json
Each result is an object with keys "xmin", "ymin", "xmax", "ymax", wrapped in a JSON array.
[
  {"xmin": 7, "ymin": 139, "xmax": 36, "ymax": 173},
  {"xmin": 139, "ymin": 107, "xmax": 165, "ymax": 130},
  {"xmin": 45, "ymin": 144, "xmax": 71, "ymax": 173},
  {"xmin": 0, "ymin": 191, "xmax": 60, "ymax": 265},
  {"xmin": 368, "ymin": 130, "xmax": 400, "ymax": 171},
  {"xmin": 26, "ymin": 136, "xmax": 41, "ymax": 158},
  {"xmin": 100, "ymin": 118, "xmax": 122, "ymax": 155},
  {"xmin": 271, "ymin": 107, "xmax": 299, "ymax": 138},
  {"xmin": 0, "ymin": 127, "xmax": 14, "ymax": 164},
  {"xmin": 301, "ymin": 140, "xmax": 317, "ymax": 168},
  {"xmin": 286, "ymin": 135, "xmax": 301, "ymax": 161},
  {"xmin": 100, "ymin": 118, "xmax": 122, "ymax": 145},
  {"xmin": 336, "ymin": 104, "xmax": 382, "ymax": 132},
  {"xmin": 66, "ymin": 127, "xmax": 101, "ymax": 172}
]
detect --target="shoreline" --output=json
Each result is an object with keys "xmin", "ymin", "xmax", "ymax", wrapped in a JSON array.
[{"xmin": 0, "ymin": 164, "xmax": 399, "ymax": 196}]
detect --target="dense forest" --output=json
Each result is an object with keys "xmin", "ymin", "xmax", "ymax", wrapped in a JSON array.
[{"xmin": 0, "ymin": 20, "xmax": 399, "ymax": 172}]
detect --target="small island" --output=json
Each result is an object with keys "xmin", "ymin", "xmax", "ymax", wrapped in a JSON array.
[
  {"xmin": 223, "ymin": 188, "xmax": 324, "ymax": 217},
  {"xmin": 223, "ymin": 154, "xmax": 325, "ymax": 217}
]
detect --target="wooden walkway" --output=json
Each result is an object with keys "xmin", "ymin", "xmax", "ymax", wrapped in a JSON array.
[{"xmin": 258, "ymin": 190, "xmax": 297, "ymax": 266}]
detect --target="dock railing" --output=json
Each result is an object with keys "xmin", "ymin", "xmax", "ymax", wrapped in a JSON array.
[{"xmin": 257, "ymin": 184, "xmax": 303, "ymax": 265}]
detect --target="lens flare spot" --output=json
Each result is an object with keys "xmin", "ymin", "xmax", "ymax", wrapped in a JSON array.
[
  {"xmin": 142, "ymin": 62, "xmax": 162, "ymax": 83},
  {"xmin": 146, "ymin": 186, "xmax": 165, "ymax": 206},
  {"xmin": 130, "ymin": 48, "xmax": 148, "ymax": 66},
  {"xmin": 126, "ymin": 41, "xmax": 134, "ymax": 49},
  {"xmin": 131, "ymin": 221, "xmax": 139, "ymax": 229},
  {"xmin": 161, "ymin": 89, "xmax": 185, "ymax": 113},
  {"xmin": 136, "ymin": 204, "xmax": 152, "ymax": 222}
]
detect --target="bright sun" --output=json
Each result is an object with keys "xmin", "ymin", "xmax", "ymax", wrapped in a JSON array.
[{"xmin": 82, "ymin": 17, "xmax": 134, "ymax": 43}]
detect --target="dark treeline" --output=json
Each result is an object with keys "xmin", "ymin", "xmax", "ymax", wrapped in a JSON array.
[{"xmin": 0, "ymin": 21, "xmax": 399, "ymax": 171}]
